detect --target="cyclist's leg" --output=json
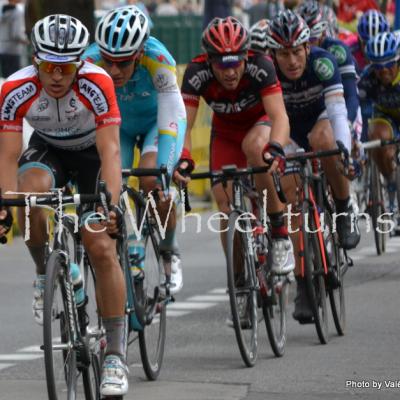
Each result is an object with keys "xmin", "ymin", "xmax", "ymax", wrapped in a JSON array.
[
  {"xmin": 138, "ymin": 124, "xmax": 183, "ymax": 293},
  {"xmin": 241, "ymin": 120, "xmax": 294, "ymax": 275},
  {"xmin": 308, "ymin": 117, "xmax": 360, "ymax": 250},
  {"xmin": 368, "ymin": 116, "xmax": 398, "ymax": 212},
  {"xmin": 77, "ymin": 149, "xmax": 128, "ymax": 396},
  {"xmin": 18, "ymin": 133, "xmax": 68, "ymax": 324}
]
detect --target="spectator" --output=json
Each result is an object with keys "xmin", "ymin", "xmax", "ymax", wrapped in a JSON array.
[
  {"xmin": 0, "ymin": 0, "xmax": 27, "ymax": 78},
  {"xmin": 203, "ymin": 0, "xmax": 233, "ymax": 28},
  {"xmin": 156, "ymin": 0, "xmax": 179, "ymax": 16}
]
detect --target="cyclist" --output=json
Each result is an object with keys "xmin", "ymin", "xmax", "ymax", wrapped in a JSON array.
[
  {"xmin": 249, "ymin": 19, "xmax": 271, "ymax": 54},
  {"xmin": 0, "ymin": 15, "xmax": 129, "ymax": 397},
  {"xmin": 265, "ymin": 10, "xmax": 360, "ymax": 322},
  {"xmin": 358, "ymin": 32, "xmax": 400, "ymax": 216},
  {"xmin": 83, "ymin": 5, "xmax": 187, "ymax": 294},
  {"xmin": 178, "ymin": 17, "xmax": 295, "ymax": 324},
  {"xmin": 297, "ymin": 1, "xmax": 362, "ymax": 147}
]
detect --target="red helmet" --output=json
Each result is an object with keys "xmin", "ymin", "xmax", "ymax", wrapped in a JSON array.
[{"xmin": 202, "ymin": 17, "xmax": 249, "ymax": 62}]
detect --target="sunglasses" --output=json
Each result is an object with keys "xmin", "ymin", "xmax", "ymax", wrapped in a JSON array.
[
  {"xmin": 101, "ymin": 53, "xmax": 141, "ymax": 69},
  {"xmin": 213, "ymin": 60, "xmax": 243, "ymax": 70},
  {"xmin": 35, "ymin": 58, "xmax": 81, "ymax": 74},
  {"xmin": 372, "ymin": 60, "xmax": 398, "ymax": 70}
]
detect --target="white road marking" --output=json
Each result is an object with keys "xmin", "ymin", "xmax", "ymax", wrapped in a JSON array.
[
  {"xmin": 0, "ymin": 354, "xmax": 42, "ymax": 361},
  {"xmin": 169, "ymin": 302, "xmax": 214, "ymax": 310},
  {"xmin": 166, "ymin": 310, "xmax": 191, "ymax": 317},
  {"xmin": 17, "ymin": 345, "xmax": 42, "ymax": 353},
  {"xmin": 186, "ymin": 295, "xmax": 228, "ymax": 302},
  {"xmin": 209, "ymin": 288, "xmax": 227, "ymax": 294},
  {"xmin": 0, "ymin": 363, "xmax": 15, "ymax": 371}
]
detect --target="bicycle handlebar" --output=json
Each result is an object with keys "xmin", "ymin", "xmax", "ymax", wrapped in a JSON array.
[
  {"xmin": 360, "ymin": 137, "xmax": 400, "ymax": 150},
  {"xmin": 0, "ymin": 181, "xmax": 112, "ymax": 245}
]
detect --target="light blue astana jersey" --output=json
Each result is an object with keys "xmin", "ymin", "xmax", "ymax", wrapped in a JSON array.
[{"xmin": 83, "ymin": 36, "xmax": 187, "ymax": 173}]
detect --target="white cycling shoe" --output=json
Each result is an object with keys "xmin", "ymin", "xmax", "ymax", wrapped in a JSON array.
[
  {"xmin": 100, "ymin": 354, "xmax": 129, "ymax": 397},
  {"xmin": 160, "ymin": 252, "xmax": 183, "ymax": 295},
  {"xmin": 269, "ymin": 238, "xmax": 295, "ymax": 275}
]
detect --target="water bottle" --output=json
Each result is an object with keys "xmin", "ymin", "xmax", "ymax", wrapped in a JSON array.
[
  {"xmin": 128, "ymin": 234, "xmax": 145, "ymax": 281},
  {"xmin": 70, "ymin": 262, "xmax": 85, "ymax": 307}
]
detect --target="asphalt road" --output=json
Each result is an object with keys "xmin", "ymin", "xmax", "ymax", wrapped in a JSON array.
[{"xmin": 1, "ymin": 216, "xmax": 400, "ymax": 400}]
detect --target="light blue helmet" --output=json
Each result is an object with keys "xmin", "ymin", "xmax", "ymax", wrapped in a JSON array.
[
  {"xmin": 357, "ymin": 10, "xmax": 389, "ymax": 43},
  {"xmin": 365, "ymin": 32, "xmax": 399, "ymax": 63},
  {"xmin": 95, "ymin": 6, "xmax": 150, "ymax": 58}
]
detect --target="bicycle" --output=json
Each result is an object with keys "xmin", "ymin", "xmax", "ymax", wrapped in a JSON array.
[
  {"xmin": 0, "ymin": 185, "xmax": 108, "ymax": 400},
  {"xmin": 118, "ymin": 167, "xmax": 175, "ymax": 382},
  {"xmin": 284, "ymin": 146, "xmax": 351, "ymax": 343},
  {"xmin": 188, "ymin": 165, "xmax": 292, "ymax": 367}
]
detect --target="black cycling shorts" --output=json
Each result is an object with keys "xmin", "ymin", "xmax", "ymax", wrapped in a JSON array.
[{"xmin": 18, "ymin": 132, "xmax": 101, "ymax": 195}]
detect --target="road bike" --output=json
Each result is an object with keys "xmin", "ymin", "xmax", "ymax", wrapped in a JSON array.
[
  {"xmin": 0, "ymin": 185, "xmax": 108, "ymax": 400},
  {"xmin": 188, "ymin": 165, "xmax": 292, "ymax": 367}
]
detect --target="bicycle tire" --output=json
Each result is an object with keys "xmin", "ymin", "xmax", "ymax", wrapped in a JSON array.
[
  {"xmin": 125, "ymin": 187, "xmax": 167, "ymax": 380},
  {"xmin": 324, "ymin": 210, "xmax": 346, "ymax": 336},
  {"xmin": 81, "ymin": 261, "xmax": 104, "ymax": 400},
  {"xmin": 302, "ymin": 201, "xmax": 329, "ymax": 344},
  {"xmin": 43, "ymin": 250, "xmax": 79, "ymax": 400},
  {"xmin": 262, "ymin": 271, "xmax": 288, "ymax": 358},
  {"xmin": 370, "ymin": 161, "xmax": 386, "ymax": 255},
  {"xmin": 226, "ymin": 210, "xmax": 258, "ymax": 367}
]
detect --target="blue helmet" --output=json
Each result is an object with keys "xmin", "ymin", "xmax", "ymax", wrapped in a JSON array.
[
  {"xmin": 357, "ymin": 10, "xmax": 389, "ymax": 42},
  {"xmin": 95, "ymin": 6, "xmax": 150, "ymax": 58},
  {"xmin": 365, "ymin": 32, "xmax": 399, "ymax": 63}
]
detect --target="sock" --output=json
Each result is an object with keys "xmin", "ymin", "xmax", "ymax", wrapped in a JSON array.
[
  {"xmin": 334, "ymin": 197, "xmax": 350, "ymax": 214},
  {"xmin": 103, "ymin": 316, "xmax": 127, "ymax": 362},
  {"xmin": 27, "ymin": 245, "xmax": 48, "ymax": 275},
  {"xmin": 269, "ymin": 212, "xmax": 288, "ymax": 239}
]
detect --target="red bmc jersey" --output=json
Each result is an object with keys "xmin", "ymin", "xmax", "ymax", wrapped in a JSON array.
[
  {"xmin": 0, "ymin": 62, "xmax": 121, "ymax": 151},
  {"xmin": 181, "ymin": 53, "xmax": 282, "ymax": 137}
]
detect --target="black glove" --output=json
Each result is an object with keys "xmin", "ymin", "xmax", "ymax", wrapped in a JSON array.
[
  {"xmin": 109, "ymin": 204, "xmax": 123, "ymax": 240},
  {"xmin": 262, "ymin": 141, "xmax": 286, "ymax": 173}
]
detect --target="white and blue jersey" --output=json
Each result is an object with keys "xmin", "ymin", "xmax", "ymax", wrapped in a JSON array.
[
  {"xmin": 277, "ymin": 46, "xmax": 344, "ymax": 149},
  {"xmin": 83, "ymin": 36, "xmax": 187, "ymax": 173}
]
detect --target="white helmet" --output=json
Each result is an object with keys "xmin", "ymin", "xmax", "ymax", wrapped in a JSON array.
[
  {"xmin": 249, "ymin": 19, "xmax": 271, "ymax": 53},
  {"xmin": 32, "ymin": 14, "xmax": 89, "ymax": 61},
  {"xmin": 95, "ymin": 6, "xmax": 150, "ymax": 59}
]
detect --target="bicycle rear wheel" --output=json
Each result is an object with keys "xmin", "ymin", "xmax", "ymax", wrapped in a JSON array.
[
  {"xmin": 226, "ymin": 210, "xmax": 258, "ymax": 367},
  {"xmin": 370, "ymin": 161, "xmax": 386, "ymax": 255},
  {"xmin": 302, "ymin": 202, "xmax": 329, "ymax": 344},
  {"xmin": 43, "ymin": 251, "xmax": 79, "ymax": 400},
  {"xmin": 262, "ymin": 272, "xmax": 289, "ymax": 357}
]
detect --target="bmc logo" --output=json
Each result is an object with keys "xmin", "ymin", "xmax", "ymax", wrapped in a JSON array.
[{"xmin": 1, "ymin": 82, "xmax": 37, "ymax": 120}]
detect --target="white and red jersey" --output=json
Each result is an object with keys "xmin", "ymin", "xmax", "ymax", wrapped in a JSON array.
[{"xmin": 0, "ymin": 62, "xmax": 121, "ymax": 151}]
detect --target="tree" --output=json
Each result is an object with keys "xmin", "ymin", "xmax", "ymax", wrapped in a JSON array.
[{"xmin": 25, "ymin": 0, "xmax": 95, "ymax": 39}]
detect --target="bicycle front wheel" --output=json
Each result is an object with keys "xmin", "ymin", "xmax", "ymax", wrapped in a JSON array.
[
  {"xmin": 226, "ymin": 210, "xmax": 258, "ymax": 367},
  {"xmin": 138, "ymin": 221, "xmax": 166, "ymax": 381},
  {"xmin": 302, "ymin": 202, "xmax": 329, "ymax": 344},
  {"xmin": 43, "ymin": 251, "xmax": 78, "ymax": 400}
]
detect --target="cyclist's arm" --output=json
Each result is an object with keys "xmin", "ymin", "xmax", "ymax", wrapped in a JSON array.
[
  {"xmin": 96, "ymin": 125, "xmax": 121, "ymax": 205},
  {"xmin": 0, "ymin": 132, "xmax": 22, "ymax": 195},
  {"xmin": 325, "ymin": 92, "xmax": 352, "ymax": 152},
  {"xmin": 342, "ymin": 74, "xmax": 359, "ymax": 124},
  {"xmin": 182, "ymin": 104, "xmax": 198, "ymax": 152},
  {"xmin": 262, "ymin": 92, "xmax": 290, "ymax": 146}
]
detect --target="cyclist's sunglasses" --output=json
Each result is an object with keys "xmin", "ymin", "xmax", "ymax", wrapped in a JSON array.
[
  {"xmin": 101, "ymin": 53, "xmax": 141, "ymax": 69},
  {"xmin": 34, "ymin": 57, "xmax": 81, "ymax": 74},
  {"xmin": 372, "ymin": 59, "xmax": 399, "ymax": 70},
  {"xmin": 213, "ymin": 60, "xmax": 243, "ymax": 70}
]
